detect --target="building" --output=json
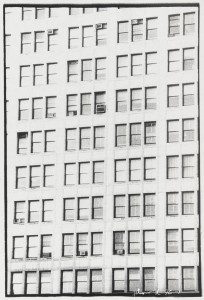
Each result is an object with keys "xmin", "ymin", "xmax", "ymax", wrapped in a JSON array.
[{"xmin": 4, "ymin": 3, "xmax": 200, "ymax": 296}]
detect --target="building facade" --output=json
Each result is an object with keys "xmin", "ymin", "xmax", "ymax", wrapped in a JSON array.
[{"xmin": 5, "ymin": 4, "xmax": 200, "ymax": 296}]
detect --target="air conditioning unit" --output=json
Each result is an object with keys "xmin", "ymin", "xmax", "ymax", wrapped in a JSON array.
[
  {"xmin": 14, "ymin": 218, "xmax": 25, "ymax": 224},
  {"xmin": 47, "ymin": 112, "xmax": 56, "ymax": 118},
  {"xmin": 96, "ymin": 104, "xmax": 106, "ymax": 114},
  {"xmin": 47, "ymin": 29, "xmax": 54, "ymax": 35},
  {"xmin": 42, "ymin": 252, "xmax": 52, "ymax": 258},
  {"xmin": 96, "ymin": 23, "xmax": 103, "ymax": 29},
  {"xmin": 132, "ymin": 19, "xmax": 142, "ymax": 25},
  {"xmin": 78, "ymin": 250, "xmax": 88, "ymax": 256},
  {"xmin": 117, "ymin": 249, "xmax": 125, "ymax": 255}
]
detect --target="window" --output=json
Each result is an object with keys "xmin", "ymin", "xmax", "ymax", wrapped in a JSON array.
[
  {"xmin": 67, "ymin": 60, "xmax": 78, "ymax": 82},
  {"xmin": 143, "ymin": 268, "xmax": 155, "ymax": 292},
  {"xmin": 61, "ymin": 270, "xmax": 73, "ymax": 294},
  {"xmin": 143, "ymin": 230, "xmax": 155, "ymax": 254},
  {"xmin": 30, "ymin": 165, "xmax": 40, "ymax": 188},
  {"xmin": 80, "ymin": 128, "xmax": 91, "ymax": 150},
  {"xmin": 132, "ymin": 19, "xmax": 143, "ymax": 41},
  {"xmin": 130, "ymin": 123, "xmax": 141, "ymax": 146},
  {"xmin": 115, "ymin": 159, "xmax": 126, "ymax": 182},
  {"xmin": 81, "ymin": 93, "xmax": 91, "ymax": 115},
  {"xmin": 27, "ymin": 235, "xmax": 38, "ymax": 258},
  {"xmin": 183, "ymin": 119, "xmax": 195, "ymax": 141},
  {"xmin": 76, "ymin": 270, "xmax": 88, "ymax": 293},
  {"xmin": 167, "ymin": 192, "xmax": 179, "ymax": 215},
  {"xmin": 97, "ymin": 7, "xmax": 107, "ymax": 12},
  {"xmin": 92, "ymin": 232, "xmax": 102, "ymax": 255},
  {"xmin": 17, "ymin": 132, "xmax": 28, "ymax": 154},
  {"xmin": 117, "ymin": 55, "xmax": 128, "ymax": 77},
  {"xmin": 128, "ymin": 268, "xmax": 140, "ymax": 292},
  {"xmin": 21, "ymin": 32, "xmax": 31, "ymax": 54},
  {"xmin": 169, "ymin": 15, "xmax": 180, "ymax": 36},
  {"xmin": 145, "ymin": 122, "xmax": 156, "ymax": 144},
  {"xmin": 168, "ymin": 49, "xmax": 180, "ymax": 72},
  {"xmin": 35, "ymin": 8, "xmax": 46, "ymax": 19},
  {"xmin": 31, "ymin": 131, "xmax": 42, "ymax": 153},
  {"xmin": 166, "ymin": 267, "xmax": 179, "ymax": 291},
  {"xmin": 183, "ymin": 48, "xmax": 195, "ymax": 70},
  {"xmin": 47, "ymin": 63, "xmax": 57, "ymax": 84},
  {"xmin": 16, "ymin": 166, "xmax": 27, "ymax": 188},
  {"xmin": 45, "ymin": 130, "xmax": 55, "ymax": 152},
  {"xmin": 145, "ymin": 87, "xmax": 157, "ymax": 109},
  {"xmin": 183, "ymin": 83, "xmax": 195, "ymax": 106},
  {"xmin": 182, "ymin": 155, "xmax": 195, "ymax": 178},
  {"xmin": 131, "ymin": 88, "xmax": 142, "ymax": 111},
  {"xmin": 20, "ymin": 65, "xmax": 30, "ymax": 87},
  {"xmin": 64, "ymin": 198, "xmax": 75, "ymax": 221},
  {"xmin": 129, "ymin": 158, "xmax": 141, "ymax": 181},
  {"xmin": 118, "ymin": 21, "xmax": 128, "ymax": 43},
  {"xmin": 28, "ymin": 200, "xmax": 39, "ymax": 223},
  {"xmin": 96, "ymin": 23, "xmax": 107, "ymax": 45},
  {"xmin": 32, "ymin": 97, "xmax": 43, "ymax": 119},
  {"xmin": 78, "ymin": 197, "xmax": 89, "ymax": 220},
  {"xmin": 144, "ymin": 194, "xmax": 155, "ymax": 217},
  {"xmin": 11, "ymin": 272, "xmax": 23, "ymax": 295},
  {"xmin": 128, "ymin": 231, "xmax": 140, "ymax": 254},
  {"xmin": 166, "ymin": 229, "xmax": 178, "ymax": 253},
  {"xmin": 116, "ymin": 90, "xmax": 127, "ymax": 112},
  {"xmin": 182, "ymin": 229, "xmax": 194, "ymax": 252},
  {"xmin": 67, "ymin": 94, "xmax": 77, "ymax": 116},
  {"xmin": 167, "ymin": 156, "xmax": 179, "ymax": 179},
  {"xmin": 96, "ymin": 58, "xmax": 106, "ymax": 80},
  {"xmin": 79, "ymin": 162, "xmax": 90, "ymax": 184},
  {"xmin": 182, "ymin": 191, "xmax": 194, "ymax": 215},
  {"xmin": 167, "ymin": 84, "xmax": 179, "ymax": 107},
  {"xmin": 25, "ymin": 271, "xmax": 37, "ymax": 294},
  {"xmin": 77, "ymin": 233, "xmax": 88, "ymax": 255},
  {"xmin": 34, "ymin": 64, "xmax": 44, "ymax": 86},
  {"xmin": 22, "ymin": 7, "xmax": 33, "ymax": 20},
  {"xmin": 92, "ymin": 196, "xmax": 103, "ymax": 219},
  {"xmin": 146, "ymin": 18, "xmax": 157, "ymax": 39},
  {"xmin": 113, "ymin": 269, "xmax": 124, "ymax": 292},
  {"xmin": 82, "ymin": 59, "xmax": 92, "ymax": 81},
  {"xmin": 41, "ymin": 234, "xmax": 52, "ymax": 258},
  {"xmin": 13, "ymin": 236, "xmax": 24, "ymax": 259},
  {"xmin": 144, "ymin": 157, "xmax": 156, "ymax": 180},
  {"xmin": 18, "ymin": 98, "xmax": 29, "ymax": 120},
  {"xmin": 39, "ymin": 271, "xmax": 51, "ymax": 294},
  {"xmin": 42, "ymin": 199, "xmax": 53, "ymax": 222},
  {"xmin": 113, "ymin": 231, "xmax": 125, "ymax": 254},
  {"xmin": 146, "ymin": 52, "xmax": 157, "ymax": 74},
  {"xmin": 114, "ymin": 195, "xmax": 125, "ymax": 218},
  {"xmin": 184, "ymin": 12, "xmax": 195, "ymax": 35},
  {"xmin": 167, "ymin": 120, "xmax": 179, "ymax": 143},
  {"xmin": 34, "ymin": 31, "xmax": 45, "ymax": 52},
  {"xmin": 48, "ymin": 29, "xmax": 58, "ymax": 51},
  {"xmin": 129, "ymin": 194, "xmax": 140, "ymax": 217},
  {"xmin": 93, "ymin": 161, "xmax": 104, "ymax": 183},
  {"xmin": 94, "ymin": 126, "xmax": 105, "ymax": 149},
  {"xmin": 68, "ymin": 27, "xmax": 79, "ymax": 48},
  {"xmin": 66, "ymin": 128, "xmax": 77, "ymax": 150},
  {"xmin": 82, "ymin": 26, "xmax": 93, "ymax": 47},
  {"xmin": 14, "ymin": 201, "xmax": 25, "ymax": 223},
  {"xmin": 65, "ymin": 163, "xmax": 76, "ymax": 185},
  {"xmin": 91, "ymin": 269, "xmax": 102, "ymax": 293},
  {"xmin": 182, "ymin": 267, "xmax": 195, "ymax": 291},
  {"xmin": 131, "ymin": 53, "xmax": 142, "ymax": 76},
  {"xmin": 115, "ymin": 124, "xmax": 126, "ymax": 147},
  {"xmin": 62, "ymin": 234, "xmax": 74, "ymax": 256},
  {"xmin": 95, "ymin": 91, "xmax": 106, "ymax": 113}
]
